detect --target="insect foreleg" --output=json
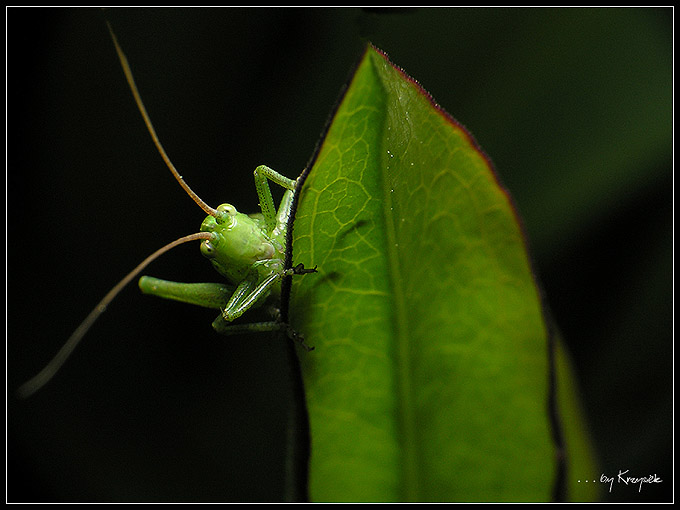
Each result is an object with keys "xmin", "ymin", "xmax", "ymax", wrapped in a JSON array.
[
  {"xmin": 221, "ymin": 271, "xmax": 281, "ymax": 322},
  {"xmin": 253, "ymin": 165, "xmax": 297, "ymax": 232},
  {"xmin": 213, "ymin": 263, "xmax": 317, "ymax": 349},
  {"xmin": 218, "ymin": 261, "xmax": 317, "ymax": 323}
]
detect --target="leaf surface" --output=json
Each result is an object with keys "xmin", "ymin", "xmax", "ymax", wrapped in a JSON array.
[{"xmin": 289, "ymin": 45, "xmax": 595, "ymax": 502}]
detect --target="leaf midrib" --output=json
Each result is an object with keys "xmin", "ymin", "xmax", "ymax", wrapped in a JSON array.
[
  {"xmin": 382, "ymin": 177, "xmax": 419, "ymax": 501},
  {"xmin": 374, "ymin": 54, "xmax": 420, "ymax": 501}
]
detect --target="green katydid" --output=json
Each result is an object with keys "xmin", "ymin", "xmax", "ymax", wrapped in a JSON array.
[{"xmin": 17, "ymin": 23, "xmax": 316, "ymax": 399}]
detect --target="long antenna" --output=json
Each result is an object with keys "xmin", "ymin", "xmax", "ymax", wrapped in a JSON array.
[
  {"xmin": 17, "ymin": 232, "xmax": 214, "ymax": 399},
  {"xmin": 18, "ymin": 23, "xmax": 223, "ymax": 398},
  {"xmin": 106, "ymin": 21, "xmax": 222, "ymax": 220}
]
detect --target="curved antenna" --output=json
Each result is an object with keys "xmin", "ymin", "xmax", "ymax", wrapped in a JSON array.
[
  {"xmin": 17, "ymin": 232, "xmax": 214, "ymax": 399},
  {"xmin": 106, "ymin": 21, "xmax": 222, "ymax": 220}
]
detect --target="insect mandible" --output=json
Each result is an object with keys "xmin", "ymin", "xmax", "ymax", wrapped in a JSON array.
[{"xmin": 17, "ymin": 22, "xmax": 316, "ymax": 399}]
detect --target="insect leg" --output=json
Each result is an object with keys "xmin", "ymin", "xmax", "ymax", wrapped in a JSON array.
[
  {"xmin": 211, "ymin": 318, "xmax": 285, "ymax": 336},
  {"xmin": 218, "ymin": 260, "xmax": 316, "ymax": 323},
  {"xmin": 275, "ymin": 189, "xmax": 295, "ymax": 232},
  {"xmin": 221, "ymin": 272, "xmax": 281, "ymax": 322},
  {"xmin": 210, "ymin": 318, "xmax": 315, "ymax": 351},
  {"xmin": 138, "ymin": 276, "xmax": 233, "ymax": 310},
  {"xmin": 253, "ymin": 165, "xmax": 297, "ymax": 232},
  {"xmin": 213, "ymin": 264, "xmax": 317, "ymax": 349}
]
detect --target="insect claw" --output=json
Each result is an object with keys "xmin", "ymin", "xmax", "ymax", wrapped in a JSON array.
[
  {"xmin": 291, "ymin": 263, "xmax": 318, "ymax": 275},
  {"xmin": 285, "ymin": 325, "xmax": 315, "ymax": 351}
]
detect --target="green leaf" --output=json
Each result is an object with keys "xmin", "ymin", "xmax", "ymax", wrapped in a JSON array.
[{"xmin": 289, "ymin": 45, "xmax": 596, "ymax": 502}]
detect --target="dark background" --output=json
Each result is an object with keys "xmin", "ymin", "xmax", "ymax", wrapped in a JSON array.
[{"xmin": 8, "ymin": 8, "xmax": 672, "ymax": 502}]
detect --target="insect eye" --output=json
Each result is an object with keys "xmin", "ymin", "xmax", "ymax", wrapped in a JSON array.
[
  {"xmin": 217, "ymin": 203, "xmax": 236, "ymax": 215},
  {"xmin": 200, "ymin": 241, "xmax": 214, "ymax": 258},
  {"xmin": 200, "ymin": 237, "xmax": 218, "ymax": 258},
  {"xmin": 214, "ymin": 203, "xmax": 236, "ymax": 225}
]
